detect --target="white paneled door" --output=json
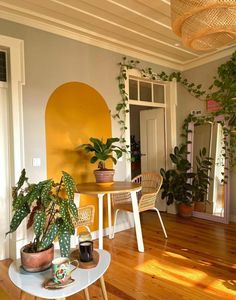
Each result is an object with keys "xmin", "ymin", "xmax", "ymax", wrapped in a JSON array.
[{"xmin": 140, "ymin": 108, "xmax": 167, "ymax": 211}]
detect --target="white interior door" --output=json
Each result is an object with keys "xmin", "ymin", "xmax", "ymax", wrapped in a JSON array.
[
  {"xmin": 0, "ymin": 80, "xmax": 10, "ymax": 259},
  {"xmin": 140, "ymin": 108, "xmax": 166, "ymax": 211}
]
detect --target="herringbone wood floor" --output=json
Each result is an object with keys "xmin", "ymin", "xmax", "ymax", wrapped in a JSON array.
[{"xmin": 1, "ymin": 212, "xmax": 236, "ymax": 300}]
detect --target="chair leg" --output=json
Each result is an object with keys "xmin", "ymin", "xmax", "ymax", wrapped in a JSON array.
[
  {"xmin": 112, "ymin": 209, "xmax": 120, "ymax": 239},
  {"xmin": 99, "ymin": 276, "xmax": 108, "ymax": 300},
  {"xmin": 83, "ymin": 287, "xmax": 90, "ymax": 300},
  {"xmin": 153, "ymin": 208, "xmax": 168, "ymax": 238}
]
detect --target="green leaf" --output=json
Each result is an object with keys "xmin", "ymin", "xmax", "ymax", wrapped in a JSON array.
[
  {"xmin": 68, "ymin": 199, "xmax": 78, "ymax": 222},
  {"xmin": 6, "ymin": 204, "xmax": 30, "ymax": 235},
  {"xmin": 41, "ymin": 180, "xmax": 53, "ymax": 205},
  {"xmin": 38, "ymin": 222, "xmax": 59, "ymax": 251},
  {"xmin": 60, "ymin": 200, "xmax": 74, "ymax": 234},
  {"xmin": 33, "ymin": 210, "xmax": 46, "ymax": 238},
  {"xmin": 58, "ymin": 223, "xmax": 71, "ymax": 257},
  {"xmin": 16, "ymin": 169, "xmax": 27, "ymax": 191},
  {"xmin": 12, "ymin": 192, "xmax": 27, "ymax": 210},
  {"xmin": 62, "ymin": 171, "xmax": 75, "ymax": 201}
]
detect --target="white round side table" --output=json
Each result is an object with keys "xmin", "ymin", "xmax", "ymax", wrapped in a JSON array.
[{"xmin": 9, "ymin": 249, "xmax": 110, "ymax": 300}]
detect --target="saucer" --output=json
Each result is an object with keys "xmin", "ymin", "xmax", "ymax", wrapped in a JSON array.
[
  {"xmin": 43, "ymin": 277, "xmax": 75, "ymax": 289},
  {"xmin": 70, "ymin": 249, "xmax": 99, "ymax": 269},
  {"xmin": 96, "ymin": 182, "xmax": 114, "ymax": 187}
]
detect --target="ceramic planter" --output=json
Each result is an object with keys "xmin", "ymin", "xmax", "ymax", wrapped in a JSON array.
[
  {"xmin": 177, "ymin": 203, "xmax": 193, "ymax": 218},
  {"xmin": 194, "ymin": 201, "xmax": 206, "ymax": 212},
  {"xmin": 20, "ymin": 244, "xmax": 54, "ymax": 272},
  {"xmin": 94, "ymin": 169, "xmax": 115, "ymax": 185}
]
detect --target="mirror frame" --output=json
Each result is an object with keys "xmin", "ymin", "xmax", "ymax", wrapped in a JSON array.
[{"xmin": 188, "ymin": 116, "xmax": 230, "ymax": 224}]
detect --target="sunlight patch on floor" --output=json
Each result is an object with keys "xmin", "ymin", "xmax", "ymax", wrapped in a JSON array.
[{"xmin": 135, "ymin": 258, "xmax": 206, "ymax": 287}]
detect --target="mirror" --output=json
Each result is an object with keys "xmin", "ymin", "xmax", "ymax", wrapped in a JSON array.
[{"xmin": 188, "ymin": 118, "xmax": 230, "ymax": 224}]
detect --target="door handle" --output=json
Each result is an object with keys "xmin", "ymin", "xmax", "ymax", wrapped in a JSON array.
[{"xmin": 141, "ymin": 153, "xmax": 147, "ymax": 156}]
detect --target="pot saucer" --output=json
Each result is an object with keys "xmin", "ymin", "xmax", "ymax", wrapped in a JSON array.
[
  {"xmin": 96, "ymin": 182, "xmax": 114, "ymax": 187},
  {"xmin": 43, "ymin": 277, "xmax": 75, "ymax": 289}
]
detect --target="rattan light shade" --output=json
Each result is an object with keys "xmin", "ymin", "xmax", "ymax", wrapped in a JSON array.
[{"xmin": 171, "ymin": 0, "xmax": 236, "ymax": 51}]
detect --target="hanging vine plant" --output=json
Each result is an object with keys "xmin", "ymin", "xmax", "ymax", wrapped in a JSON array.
[
  {"xmin": 115, "ymin": 57, "xmax": 206, "ymax": 148},
  {"xmin": 115, "ymin": 51, "xmax": 236, "ymax": 168}
]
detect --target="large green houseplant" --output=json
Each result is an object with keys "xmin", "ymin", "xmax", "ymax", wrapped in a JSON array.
[
  {"xmin": 160, "ymin": 145, "xmax": 213, "ymax": 217},
  {"xmin": 6, "ymin": 169, "xmax": 78, "ymax": 271},
  {"xmin": 80, "ymin": 137, "xmax": 127, "ymax": 183},
  {"xmin": 160, "ymin": 145, "xmax": 194, "ymax": 217},
  {"xmin": 192, "ymin": 147, "xmax": 213, "ymax": 212}
]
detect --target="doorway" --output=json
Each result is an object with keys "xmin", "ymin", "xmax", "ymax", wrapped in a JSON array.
[{"xmin": 130, "ymin": 105, "xmax": 167, "ymax": 211}]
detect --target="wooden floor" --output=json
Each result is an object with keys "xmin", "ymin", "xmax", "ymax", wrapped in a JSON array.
[{"xmin": 1, "ymin": 212, "xmax": 236, "ymax": 300}]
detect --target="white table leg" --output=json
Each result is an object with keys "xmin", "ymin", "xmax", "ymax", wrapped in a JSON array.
[
  {"xmin": 83, "ymin": 287, "xmax": 90, "ymax": 300},
  {"xmin": 99, "ymin": 276, "xmax": 108, "ymax": 300},
  {"xmin": 107, "ymin": 193, "xmax": 112, "ymax": 239},
  {"xmin": 98, "ymin": 193, "xmax": 104, "ymax": 249},
  {"xmin": 130, "ymin": 190, "xmax": 144, "ymax": 252}
]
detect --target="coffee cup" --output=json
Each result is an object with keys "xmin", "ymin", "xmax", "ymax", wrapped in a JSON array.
[
  {"xmin": 79, "ymin": 241, "xmax": 93, "ymax": 262},
  {"xmin": 52, "ymin": 257, "xmax": 79, "ymax": 284}
]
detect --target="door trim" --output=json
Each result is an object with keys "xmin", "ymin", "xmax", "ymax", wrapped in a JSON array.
[{"xmin": 0, "ymin": 34, "xmax": 25, "ymax": 259}]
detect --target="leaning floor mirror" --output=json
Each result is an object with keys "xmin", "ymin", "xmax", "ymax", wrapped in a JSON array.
[{"xmin": 188, "ymin": 117, "xmax": 230, "ymax": 224}]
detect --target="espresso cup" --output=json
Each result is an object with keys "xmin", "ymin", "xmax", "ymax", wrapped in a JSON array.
[
  {"xmin": 79, "ymin": 241, "xmax": 93, "ymax": 262},
  {"xmin": 52, "ymin": 257, "xmax": 79, "ymax": 284}
]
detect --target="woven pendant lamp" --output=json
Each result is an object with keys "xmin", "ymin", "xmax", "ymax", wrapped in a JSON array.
[{"xmin": 171, "ymin": 0, "xmax": 236, "ymax": 51}]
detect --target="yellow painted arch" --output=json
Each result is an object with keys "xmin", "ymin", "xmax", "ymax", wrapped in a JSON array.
[{"xmin": 45, "ymin": 82, "xmax": 112, "ymax": 231}]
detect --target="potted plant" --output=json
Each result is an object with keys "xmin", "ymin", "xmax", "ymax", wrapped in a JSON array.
[
  {"xmin": 6, "ymin": 169, "xmax": 78, "ymax": 272},
  {"xmin": 160, "ymin": 145, "xmax": 195, "ymax": 217},
  {"xmin": 79, "ymin": 137, "xmax": 127, "ymax": 184},
  {"xmin": 192, "ymin": 147, "xmax": 213, "ymax": 212}
]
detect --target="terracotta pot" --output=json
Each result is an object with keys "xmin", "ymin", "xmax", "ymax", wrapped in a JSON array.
[
  {"xmin": 177, "ymin": 203, "xmax": 193, "ymax": 218},
  {"xmin": 20, "ymin": 244, "xmax": 54, "ymax": 272},
  {"xmin": 94, "ymin": 169, "xmax": 115, "ymax": 184},
  {"xmin": 194, "ymin": 201, "xmax": 206, "ymax": 212}
]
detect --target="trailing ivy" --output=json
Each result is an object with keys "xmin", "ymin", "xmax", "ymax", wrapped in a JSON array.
[{"xmin": 115, "ymin": 52, "xmax": 236, "ymax": 169}]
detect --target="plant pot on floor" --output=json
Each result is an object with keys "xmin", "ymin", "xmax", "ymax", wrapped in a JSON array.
[
  {"xmin": 20, "ymin": 243, "xmax": 54, "ymax": 272},
  {"xmin": 194, "ymin": 201, "xmax": 206, "ymax": 212},
  {"xmin": 94, "ymin": 169, "xmax": 115, "ymax": 185},
  {"xmin": 177, "ymin": 203, "xmax": 193, "ymax": 218}
]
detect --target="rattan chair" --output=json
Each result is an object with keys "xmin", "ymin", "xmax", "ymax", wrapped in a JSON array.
[
  {"xmin": 72, "ymin": 204, "xmax": 95, "ymax": 246},
  {"xmin": 112, "ymin": 173, "xmax": 168, "ymax": 239}
]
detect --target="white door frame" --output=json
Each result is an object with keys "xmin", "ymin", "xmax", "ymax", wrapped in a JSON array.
[
  {"xmin": 125, "ymin": 69, "xmax": 177, "ymax": 179},
  {"xmin": 0, "ymin": 34, "xmax": 25, "ymax": 259}
]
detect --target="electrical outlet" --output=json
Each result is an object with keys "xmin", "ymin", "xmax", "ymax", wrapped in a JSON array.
[{"xmin": 32, "ymin": 157, "xmax": 41, "ymax": 167}]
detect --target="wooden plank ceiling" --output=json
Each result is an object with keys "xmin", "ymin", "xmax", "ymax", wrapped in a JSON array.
[{"xmin": 0, "ymin": 0, "xmax": 236, "ymax": 69}]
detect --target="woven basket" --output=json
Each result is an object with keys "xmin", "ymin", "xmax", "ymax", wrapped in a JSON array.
[{"xmin": 171, "ymin": 0, "xmax": 236, "ymax": 50}]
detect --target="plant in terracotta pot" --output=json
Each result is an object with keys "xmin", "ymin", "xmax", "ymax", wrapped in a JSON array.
[
  {"xmin": 160, "ymin": 145, "xmax": 195, "ymax": 217},
  {"xmin": 6, "ymin": 169, "xmax": 78, "ymax": 272},
  {"xmin": 80, "ymin": 137, "xmax": 127, "ymax": 184},
  {"xmin": 192, "ymin": 147, "xmax": 213, "ymax": 212}
]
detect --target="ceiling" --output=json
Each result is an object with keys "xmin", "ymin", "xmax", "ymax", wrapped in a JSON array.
[{"xmin": 1, "ymin": 0, "xmax": 236, "ymax": 70}]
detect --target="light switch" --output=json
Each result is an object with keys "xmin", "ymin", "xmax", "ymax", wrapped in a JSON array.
[{"xmin": 32, "ymin": 157, "xmax": 41, "ymax": 167}]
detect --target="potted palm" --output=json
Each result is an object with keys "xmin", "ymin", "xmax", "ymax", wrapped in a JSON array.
[
  {"xmin": 79, "ymin": 137, "xmax": 127, "ymax": 185},
  {"xmin": 6, "ymin": 169, "xmax": 78, "ymax": 272},
  {"xmin": 160, "ymin": 145, "xmax": 195, "ymax": 217}
]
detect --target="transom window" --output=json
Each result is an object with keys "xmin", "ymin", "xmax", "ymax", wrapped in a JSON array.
[{"xmin": 129, "ymin": 76, "xmax": 165, "ymax": 105}]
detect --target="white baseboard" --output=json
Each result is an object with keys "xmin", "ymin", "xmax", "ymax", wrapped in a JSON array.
[
  {"xmin": 91, "ymin": 217, "xmax": 134, "ymax": 241},
  {"xmin": 230, "ymin": 214, "xmax": 236, "ymax": 223},
  {"xmin": 68, "ymin": 213, "xmax": 134, "ymax": 249}
]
